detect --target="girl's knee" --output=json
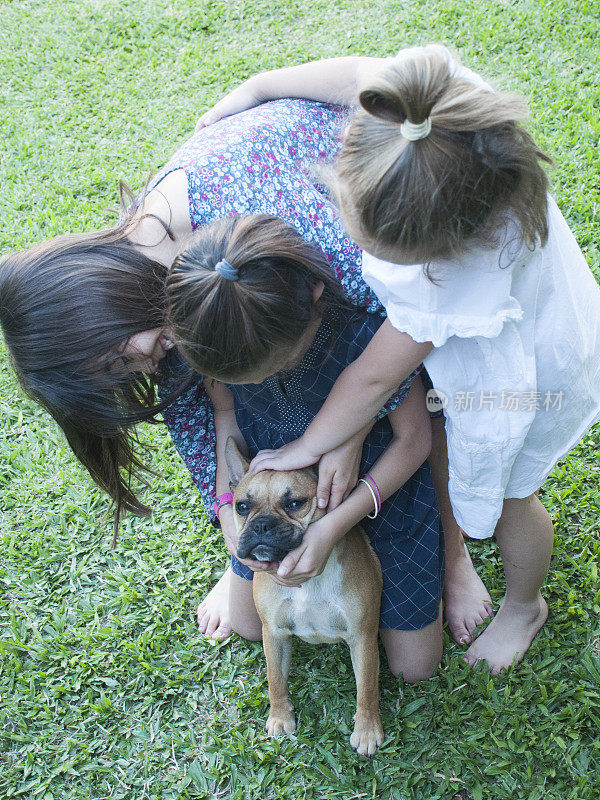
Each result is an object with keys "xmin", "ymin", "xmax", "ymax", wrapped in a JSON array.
[
  {"xmin": 229, "ymin": 574, "xmax": 262, "ymax": 641},
  {"xmin": 229, "ymin": 597, "xmax": 263, "ymax": 640},
  {"xmin": 397, "ymin": 659, "xmax": 440, "ymax": 683},
  {"xmin": 230, "ymin": 616, "xmax": 263, "ymax": 641},
  {"xmin": 387, "ymin": 648, "xmax": 442, "ymax": 682},
  {"xmin": 381, "ymin": 615, "xmax": 443, "ymax": 681}
]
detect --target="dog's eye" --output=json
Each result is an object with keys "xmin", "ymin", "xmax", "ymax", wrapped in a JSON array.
[
  {"xmin": 235, "ymin": 501, "xmax": 251, "ymax": 516},
  {"xmin": 284, "ymin": 498, "xmax": 307, "ymax": 513}
]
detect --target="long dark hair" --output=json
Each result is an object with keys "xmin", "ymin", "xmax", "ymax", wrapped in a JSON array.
[
  {"xmin": 336, "ymin": 45, "xmax": 552, "ymax": 263},
  {"xmin": 167, "ymin": 214, "xmax": 349, "ymax": 380},
  {"xmin": 0, "ymin": 207, "xmax": 186, "ymax": 537}
]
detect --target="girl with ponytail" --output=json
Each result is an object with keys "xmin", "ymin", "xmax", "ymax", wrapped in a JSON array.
[
  {"xmin": 199, "ymin": 45, "xmax": 600, "ymax": 673},
  {"xmin": 167, "ymin": 213, "xmax": 445, "ymax": 682}
]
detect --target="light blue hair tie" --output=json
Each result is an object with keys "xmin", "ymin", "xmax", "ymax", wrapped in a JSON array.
[{"xmin": 215, "ymin": 259, "xmax": 239, "ymax": 281}]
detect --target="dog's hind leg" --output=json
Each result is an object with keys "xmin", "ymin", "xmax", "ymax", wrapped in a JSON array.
[
  {"xmin": 262, "ymin": 626, "xmax": 296, "ymax": 736},
  {"xmin": 348, "ymin": 633, "xmax": 384, "ymax": 756}
]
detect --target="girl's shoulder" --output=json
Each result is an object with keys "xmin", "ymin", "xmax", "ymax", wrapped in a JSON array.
[
  {"xmin": 153, "ymin": 99, "xmax": 347, "ymax": 183},
  {"xmin": 129, "ymin": 169, "xmax": 193, "ymax": 266},
  {"xmin": 326, "ymin": 307, "xmax": 385, "ymax": 359},
  {"xmin": 149, "ymin": 169, "xmax": 193, "ymax": 234},
  {"xmin": 361, "ymin": 246, "xmax": 525, "ymax": 348}
]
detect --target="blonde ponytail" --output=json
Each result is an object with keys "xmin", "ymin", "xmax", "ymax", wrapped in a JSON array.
[{"xmin": 337, "ymin": 46, "xmax": 551, "ymax": 264}]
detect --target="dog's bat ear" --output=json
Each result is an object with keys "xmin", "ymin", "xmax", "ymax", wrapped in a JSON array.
[
  {"xmin": 225, "ymin": 437, "xmax": 250, "ymax": 487},
  {"xmin": 305, "ymin": 465, "xmax": 319, "ymax": 482}
]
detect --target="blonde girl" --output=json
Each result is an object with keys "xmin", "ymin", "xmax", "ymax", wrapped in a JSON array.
[{"xmin": 198, "ymin": 45, "xmax": 600, "ymax": 673}]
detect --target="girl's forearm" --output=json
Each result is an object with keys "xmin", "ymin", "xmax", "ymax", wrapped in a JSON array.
[
  {"xmin": 323, "ymin": 427, "xmax": 431, "ymax": 544},
  {"xmin": 203, "ymin": 379, "xmax": 247, "ymax": 495},
  {"xmin": 300, "ymin": 330, "xmax": 432, "ymax": 459},
  {"xmin": 249, "ymin": 57, "xmax": 385, "ymax": 107}
]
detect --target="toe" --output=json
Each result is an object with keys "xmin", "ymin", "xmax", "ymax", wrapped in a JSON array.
[
  {"xmin": 211, "ymin": 622, "xmax": 232, "ymax": 641},
  {"xmin": 205, "ymin": 616, "xmax": 221, "ymax": 638},
  {"xmin": 197, "ymin": 611, "xmax": 210, "ymax": 634},
  {"xmin": 463, "ymin": 644, "xmax": 480, "ymax": 667},
  {"xmin": 451, "ymin": 623, "xmax": 472, "ymax": 645},
  {"xmin": 471, "ymin": 612, "xmax": 486, "ymax": 629}
]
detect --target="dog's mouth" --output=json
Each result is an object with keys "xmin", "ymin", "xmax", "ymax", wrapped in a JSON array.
[
  {"xmin": 236, "ymin": 516, "xmax": 304, "ymax": 562},
  {"xmin": 248, "ymin": 544, "xmax": 281, "ymax": 561}
]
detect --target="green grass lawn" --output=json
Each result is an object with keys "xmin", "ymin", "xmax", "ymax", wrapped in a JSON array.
[{"xmin": 1, "ymin": 1, "xmax": 600, "ymax": 798}]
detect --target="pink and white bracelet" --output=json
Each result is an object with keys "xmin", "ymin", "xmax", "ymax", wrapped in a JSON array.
[{"xmin": 358, "ymin": 473, "xmax": 382, "ymax": 519}]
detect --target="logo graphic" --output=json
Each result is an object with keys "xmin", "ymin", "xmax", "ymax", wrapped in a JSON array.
[{"xmin": 425, "ymin": 388, "xmax": 449, "ymax": 413}]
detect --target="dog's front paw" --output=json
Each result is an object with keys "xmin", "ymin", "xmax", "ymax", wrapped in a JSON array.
[
  {"xmin": 266, "ymin": 705, "xmax": 296, "ymax": 737},
  {"xmin": 350, "ymin": 713, "xmax": 384, "ymax": 756}
]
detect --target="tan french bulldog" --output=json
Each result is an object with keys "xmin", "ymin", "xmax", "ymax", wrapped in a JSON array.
[{"xmin": 225, "ymin": 438, "xmax": 384, "ymax": 756}]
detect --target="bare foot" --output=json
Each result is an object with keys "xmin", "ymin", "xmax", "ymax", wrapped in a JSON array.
[
  {"xmin": 197, "ymin": 568, "xmax": 232, "ymax": 641},
  {"xmin": 464, "ymin": 593, "xmax": 548, "ymax": 674},
  {"xmin": 444, "ymin": 543, "xmax": 493, "ymax": 644}
]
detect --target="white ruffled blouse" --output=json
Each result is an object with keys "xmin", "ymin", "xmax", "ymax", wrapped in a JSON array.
[{"xmin": 362, "ymin": 198, "xmax": 600, "ymax": 538}]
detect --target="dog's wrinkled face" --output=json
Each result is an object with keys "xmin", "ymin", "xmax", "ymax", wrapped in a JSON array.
[{"xmin": 225, "ymin": 439, "xmax": 323, "ymax": 562}]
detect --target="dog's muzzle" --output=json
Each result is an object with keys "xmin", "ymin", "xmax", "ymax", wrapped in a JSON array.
[{"xmin": 236, "ymin": 515, "xmax": 304, "ymax": 562}]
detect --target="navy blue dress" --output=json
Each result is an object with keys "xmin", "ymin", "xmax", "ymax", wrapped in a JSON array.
[{"xmin": 228, "ymin": 310, "xmax": 444, "ymax": 631}]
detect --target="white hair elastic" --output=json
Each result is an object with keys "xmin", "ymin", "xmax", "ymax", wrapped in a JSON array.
[{"xmin": 400, "ymin": 117, "xmax": 432, "ymax": 142}]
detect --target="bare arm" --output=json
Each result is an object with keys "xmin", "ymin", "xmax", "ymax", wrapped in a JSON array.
[
  {"xmin": 315, "ymin": 420, "xmax": 374, "ymax": 511},
  {"xmin": 203, "ymin": 379, "xmax": 246, "ymax": 500},
  {"xmin": 272, "ymin": 375, "xmax": 432, "ymax": 584},
  {"xmin": 318, "ymin": 374, "xmax": 431, "ymax": 542},
  {"xmin": 251, "ymin": 320, "xmax": 433, "ymax": 473},
  {"xmin": 197, "ymin": 57, "xmax": 387, "ymax": 128}
]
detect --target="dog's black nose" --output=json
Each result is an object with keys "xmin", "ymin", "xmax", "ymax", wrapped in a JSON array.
[
  {"xmin": 236, "ymin": 515, "xmax": 276, "ymax": 561},
  {"xmin": 250, "ymin": 518, "xmax": 272, "ymax": 537}
]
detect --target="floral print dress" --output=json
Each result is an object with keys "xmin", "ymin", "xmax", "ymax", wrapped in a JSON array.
[{"xmin": 155, "ymin": 99, "xmax": 396, "ymax": 521}]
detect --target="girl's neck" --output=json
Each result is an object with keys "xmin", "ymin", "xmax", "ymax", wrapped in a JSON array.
[
  {"xmin": 129, "ymin": 171, "xmax": 193, "ymax": 267},
  {"xmin": 224, "ymin": 316, "xmax": 323, "ymax": 385},
  {"xmin": 289, "ymin": 315, "xmax": 322, "ymax": 368}
]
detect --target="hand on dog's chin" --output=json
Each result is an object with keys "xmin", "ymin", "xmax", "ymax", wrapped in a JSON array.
[
  {"xmin": 235, "ymin": 555, "xmax": 298, "ymax": 586},
  {"xmin": 236, "ymin": 554, "xmax": 280, "ymax": 573}
]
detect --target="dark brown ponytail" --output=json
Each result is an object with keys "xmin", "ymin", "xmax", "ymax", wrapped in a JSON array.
[{"xmin": 167, "ymin": 214, "xmax": 348, "ymax": 381}]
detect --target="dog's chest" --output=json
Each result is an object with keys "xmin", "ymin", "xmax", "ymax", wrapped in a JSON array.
[{"xmin": 274, "ymin": 550, "xmax": 350, "ymax": 644}]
